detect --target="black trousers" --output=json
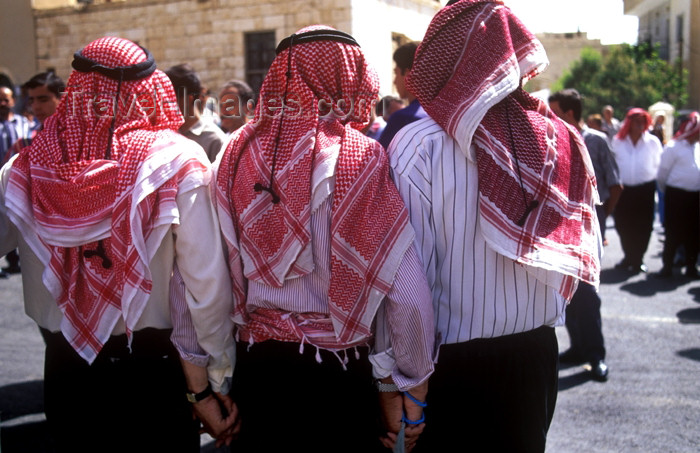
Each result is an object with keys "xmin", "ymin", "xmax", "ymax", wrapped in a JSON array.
[
  {"xmin": 5, "ymin": 249, "xmax": 19, "ymax": 268},
  {"xmin": 228, "ymin": 340, "xmax": 386, "ymax": 453},
  {"xmin": 41, "ymin": 328, "xmax": 200, "ymax": 453},
  {"xmin": 661, "ymin": 186, "xmax": 700, "ymax": 270},
  {"xmin": 565, "ymin": 282, "xmax": 606, "ymax": 363},
  {"xmin": 597, "ymin": 204, "xmax": 607, "ymax": 240},
  {"xmin": 413, "ymin": 326, "xmax": 559, "ymax": 453},
  {"xmin": 614, "ymin": 180, "xmax": 657, "ymax": 266}
]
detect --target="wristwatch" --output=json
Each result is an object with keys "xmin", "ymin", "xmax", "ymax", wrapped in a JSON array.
[
  {"xmin": 186, "ymin": 383, "xmax": 213, "ymax": 403},
  {"xmin": 375, "ymin": 379, "xmax": 400, "ymax": 392}
]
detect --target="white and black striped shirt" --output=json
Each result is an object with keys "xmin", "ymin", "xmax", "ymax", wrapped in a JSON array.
[{"xmin": 387, "ymin": 117, "xmax": 566, "ymax": 347}]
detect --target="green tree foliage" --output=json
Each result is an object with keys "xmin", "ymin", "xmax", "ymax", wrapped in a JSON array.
[{"xmin": 552, "ymin": 42, "xmax": 688, "ymax": 119}]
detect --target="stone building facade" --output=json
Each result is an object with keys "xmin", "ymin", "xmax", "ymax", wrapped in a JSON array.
[
  {"xmin": 17, "ymin": 0, "xmax": 440, "ymax": 98},
  {"xmin": 528, "ymin": 31, "xmax": 605, "ymax": 94},
  {"xmin": 624, "ymin": 0, "xmax": 700, "ymax": 110},
  {"xmin": 0, "ymin": 1, "xmax": 37, "ymax": 88}
]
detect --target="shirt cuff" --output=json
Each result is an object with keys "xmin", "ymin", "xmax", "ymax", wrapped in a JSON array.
[
  {"xmin": 207, "ymin": 363, "xmax": 233, "ymax": 394},
  {"xmin": 369, "ymin": 348, "xmax": 395, "ymax": 380},
  {"xmin": 370, "ymin": 348, "xmax": 433, "ymax": 391},
  {"xmin": 173, "ymin": 343, "xmax": 209, "ymax": 368}
]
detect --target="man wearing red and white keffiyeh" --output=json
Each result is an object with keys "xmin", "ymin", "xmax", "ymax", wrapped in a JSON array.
[
  {"xmin": 0, "ymin": 37, "xmax": 234, "ymax": 452},
  {"xmin": 197, "ymin": 25, "xmax": 435, "ymax": 452},
  {"xmin": 386, "ymin": 1, "xmax": 601, "ymax": 452},
  {"xmin": 611, "ymin": 108, "xmax": 662, "ymax": 274},
  {"xmin": 656, "ymin": 111, "xmax": 700, "ymax": 279}
]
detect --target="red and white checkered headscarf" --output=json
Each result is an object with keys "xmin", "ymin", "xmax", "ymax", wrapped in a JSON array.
[
  {"xmin": 216, "ymin": 25, "xmax": 414, "ymax": 348},
  {"xmin": 406, "ymin": 0, "xmax": 600, "ymax": 299},
  {"xmin": 5, "ymin": 37, "xmax": 209, "ymax": 363},
  {"xmin": 617, "ymin": 107, "xmax": 652, "ymax": 140},
  {"xmin": 674, "ymin": 111, "xmax": 700, "ymax": 142}
]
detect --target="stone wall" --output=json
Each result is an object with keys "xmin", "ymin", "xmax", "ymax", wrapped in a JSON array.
[
  {"xmin": 529, "ymin": 32, "xmax": 605, "ymax": 93},
  {"xmin": 35, "ymin": 0, "xmax": 350, "ymax": 93},
  {"xmin": 33, "ymin": 0, "xmax": 439, "ymax": 96},
  {"xmin": 688, "ymin": 0, "xmax": 700, "ymax": 110},
  {"xmin": 0, "ymin": 1, "xmax": 37, "ymax": 86}
]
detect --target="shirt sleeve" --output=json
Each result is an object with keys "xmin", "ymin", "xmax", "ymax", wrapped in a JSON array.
[
  {"xmin": 173, "ymin": 184, "xmax": 235, "ymax": 393},
  {"xmin": 598, "ymin": 137, "xmax": 622, "ymax": 189},
  {"xmin": 169, "ymin": 262, "xmax": 210, "ymax": 368},
  {"xmin": 387, "ymin": 127, "xmax": 437, "ymax": 291},
  {"xmin": 371, "ymin": 126, "xmax": 439, "ymax": 390},
  {"xmin": 370, "ymin": 244, "xmax": 435, "ymax": 390}
]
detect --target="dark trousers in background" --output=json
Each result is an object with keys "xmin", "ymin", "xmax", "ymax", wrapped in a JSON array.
[
  {"xmin": 41, "ymin": 328, "xmax": 200, "ymax": 453},
  {"xmin": 229, "ymin": 340, "xmax": 386, "ymax": 453},
  {"xmin": 5, "ymin": 249, "xmax": 19, "ymax": 269},
  {"xmin": 565, "ymin": 282, "xmax": 606, "ymax": 363},
  {"xmin": 662, "ymin": 186, "xmax": 700, "ymax": 271},
  {"xmin": 413, "ymin": 326, "xmax": 559, "ymax": 453},
  {"xmin": 597, "ymin": 204, "xmax": 607, "ymax": 241},
  {"xmin": 614, "ymin": 181, "xmax": 657, "ymax": 266}
]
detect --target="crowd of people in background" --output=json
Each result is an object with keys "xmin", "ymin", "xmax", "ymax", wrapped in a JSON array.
[
  {"xmin": 0, "ymin": 0, "xmax": 699, "ymax": 452},
  {"xmin": 592, "ymin": 104, "xmax": 700, "ymax": 281}
]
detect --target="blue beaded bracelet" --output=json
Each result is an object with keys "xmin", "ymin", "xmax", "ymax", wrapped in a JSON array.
[
  {"xmin": 401, "ymin": 391, "xmax": 427, "ymax": 425},
  {"xmin": 402, "ymin": 413, "xmax": 426, "ymax": 425},
  {"xmin": 402, "ymin": 391, "xmax": 427, "ymax": 408}
]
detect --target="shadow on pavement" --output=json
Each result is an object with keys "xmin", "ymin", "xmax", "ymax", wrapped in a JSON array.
[
  {"xmin": 557, "ymin": 361, "xmax": 585, "ymax": 371},
  {"xmin": 0, "ymin": 380, "xmax": 44, "ymax": 421},
  {"xmin": 620, "ymin": 275, "xmax": 687, "ymax": 297},
  {"xmin": 600, "ymin": 268, "xmax": 634, "ymax": 285},
  {"xmin": 677, "ymin": 348, "xmax": 700, "ymax": 363},
  {"xmin": 558, "ymin": 370, "xmax": 592, "ymax": 391},
  {"xmin": 677, "ymin": 307, "xmax": 700, "ymax": 324},
  {"xmin": 687, "ymin": 286, "xmax": 700, "ymax": 303},
  {"xmin": 0, "ymin": 380, "xmax": 55, "ymax": 453},
  {"xmin": 602, "ymin": 261, "xmax": 700, "ymax": 297}
]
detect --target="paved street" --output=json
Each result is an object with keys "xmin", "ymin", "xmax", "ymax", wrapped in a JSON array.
[
  {"xmin": 1, "ymin": 217, "xmax": 699, "ymax": 452},
  {"xmin": 546, "ymin": 219, "xmax": 700, "ymax": 453}
]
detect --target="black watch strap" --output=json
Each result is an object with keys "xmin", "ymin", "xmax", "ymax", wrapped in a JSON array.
[{"xmin": 186, "ymin": 383, "xmax": 213, "ymax": 403}]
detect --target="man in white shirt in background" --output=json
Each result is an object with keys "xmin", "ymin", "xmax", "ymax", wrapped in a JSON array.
[
  {"xmin": 611, "ymin": 108, "xmax": 663, "ymax": 274},
  {"xmin": 387, "ymin": 1, "xmax": 600, "ymax": 451},
  {"xmin": 656, "ymin": 112, "xmax": 700, "ymax": 279}
]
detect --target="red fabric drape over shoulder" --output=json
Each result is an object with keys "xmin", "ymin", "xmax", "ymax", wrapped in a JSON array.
[{"xmin": 406, "ymin": 0, "xmax": 600, "ymax": 298}]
